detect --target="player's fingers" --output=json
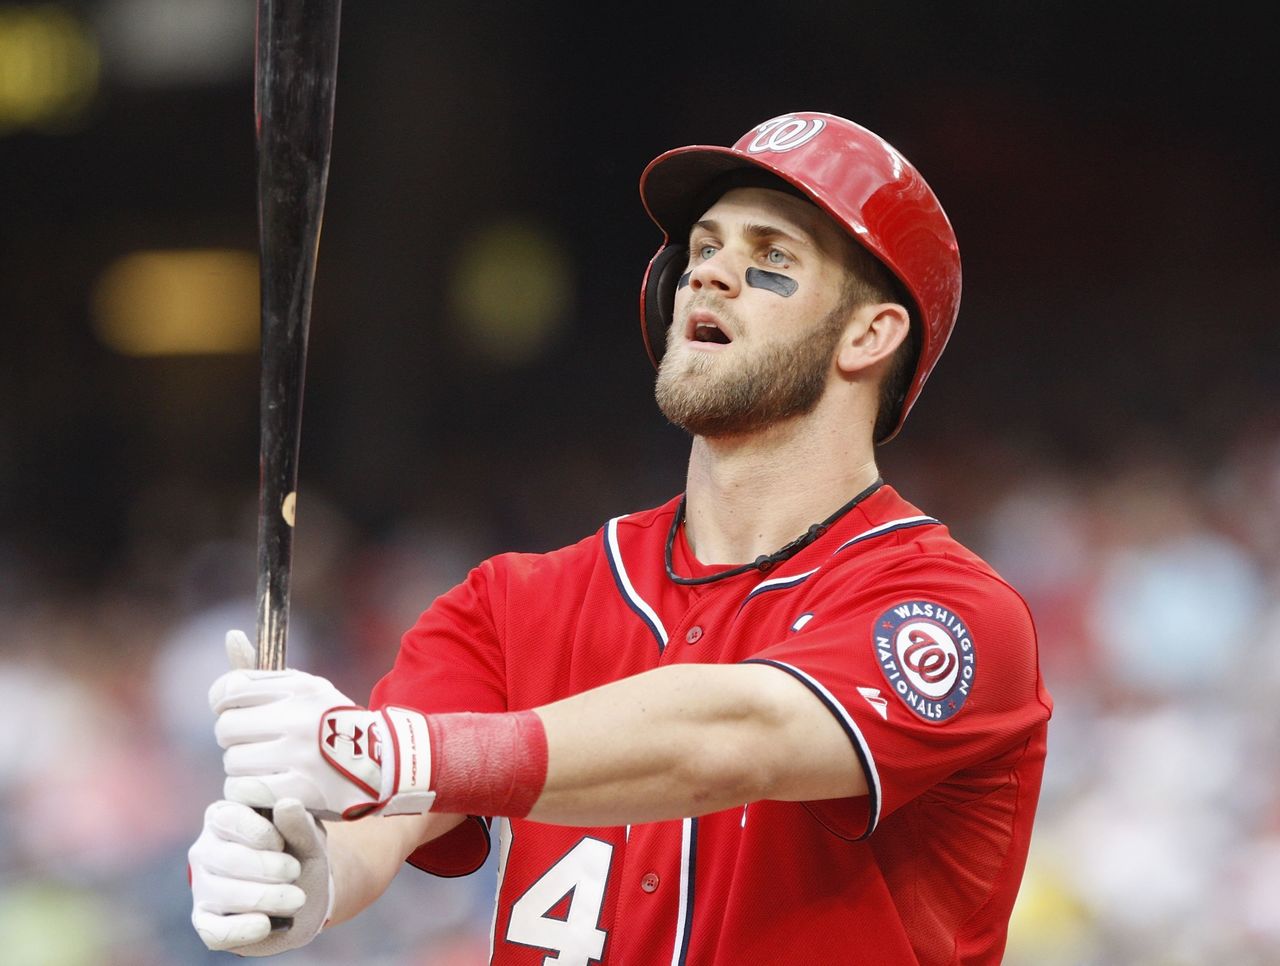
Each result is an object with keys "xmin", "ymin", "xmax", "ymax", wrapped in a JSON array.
[
  {"xmin": 194, "ymin": 866, "xmax": 307, "ymax": 918},
  {"xmin": 221, "ymin": 734, "xmax": 308, "ymax": 778},
  {"xmin": 224, "ymin": 773, "xmax": 323, "ymax": 814},
  {"xmin": 194, "ymin": 835, "xmax": 301, "ymax": 885},
  {"xmin": 209, "ymin": 671, "xmax": 290, "ymax": 715},
  {"xmin": 223, "ymin": 774, "xmax": 278, "ymax": 810},
  {"xmin": 224, "ymin": 776, "xmax": 341, "ymax": 821},
  {"xmin": 209, "ymin": 668, "xmax": 317, "ymax": 715},
  {"xmin": 225, "ymin": 629, "xmax": 257, "ymax": 671},
  {"xmin": 204, "ymin": 800, "xmax": 286, "ymax": 853},
  {"xmin": 214, "ymin": 703, "xmax": 289, "ymax": 750},
  {"xmin": 192, "ymin": 908, "xmax": 273, "ymax": 951}
]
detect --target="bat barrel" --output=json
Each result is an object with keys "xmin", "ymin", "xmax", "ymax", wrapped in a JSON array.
[{"xmin": 254, "ymin": 0, "xmax": 343, "ymax": 671}]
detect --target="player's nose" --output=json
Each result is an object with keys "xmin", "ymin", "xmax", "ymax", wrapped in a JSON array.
[{"xmin": 687, "ymin": 250, "xmax": 741, "ymax": 297}]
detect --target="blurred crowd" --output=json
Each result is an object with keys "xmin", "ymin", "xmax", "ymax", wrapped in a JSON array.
[{"xmin": 2, "ymin": 409, "xmax": 1278, "ymax": 966}]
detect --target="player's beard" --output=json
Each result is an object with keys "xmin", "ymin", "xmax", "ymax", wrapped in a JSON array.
[{"xmin": 654, "ymin": 301, "xmax": 847, "ymax": 438}]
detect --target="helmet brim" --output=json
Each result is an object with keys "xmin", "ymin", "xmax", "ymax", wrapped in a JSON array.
[{"xmin": 639, "ymin": 145, "xmax": 809, "ymax": 240}]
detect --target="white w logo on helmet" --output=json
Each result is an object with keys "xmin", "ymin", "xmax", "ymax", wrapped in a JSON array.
[{"xmin": 746, "ymin": 115, "xmax": 826, "ymax": 154}]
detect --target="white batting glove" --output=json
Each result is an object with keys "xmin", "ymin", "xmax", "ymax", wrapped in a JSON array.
[
  {"xmin": 211, "ymin": 630, "xmax": 436, "ymax": 820},
  {"xmin": 189, "ymin": 798, "xmax": 332, "ymax": 955}
]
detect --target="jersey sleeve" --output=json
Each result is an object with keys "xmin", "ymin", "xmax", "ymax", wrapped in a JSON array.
[
  {"xmin": 745, "ymin": 555, "xmax": 1051, "ymax": 841},
  {"xmin": 370, "ymin": 556, "xmax": 510, "ymax": 715},
  {"xmin": 368, "ymin": 556, "xmax": 512, "ymax": 876}
]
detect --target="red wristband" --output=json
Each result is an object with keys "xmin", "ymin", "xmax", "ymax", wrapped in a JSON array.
[{"xmin": 425, "ymin": 710, "xmax": 549, "ymax": 818}]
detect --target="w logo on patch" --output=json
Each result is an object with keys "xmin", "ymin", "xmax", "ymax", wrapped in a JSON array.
[{"xmin": 872, "ymin": 600, "xmax": 977, "ymax": 724}]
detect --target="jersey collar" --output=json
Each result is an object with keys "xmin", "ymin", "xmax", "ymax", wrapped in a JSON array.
[{"xmin": 664, "ymin": 478, "xmax": 886, "ymax": 586}]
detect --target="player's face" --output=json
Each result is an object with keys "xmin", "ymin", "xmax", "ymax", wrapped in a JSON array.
[{"xmin": 655, "ymin": 187, "xmax": 858, "ymax": 438}]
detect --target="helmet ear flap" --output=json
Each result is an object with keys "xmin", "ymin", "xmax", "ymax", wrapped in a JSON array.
[{"xmin": 642, "ymin": 244, "xmax": 688, "ymax": 365}]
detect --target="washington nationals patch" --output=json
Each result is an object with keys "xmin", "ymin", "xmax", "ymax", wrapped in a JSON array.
[{"xmin": 873, "ymin": 601, "xmax": 976, "ymax": 723}]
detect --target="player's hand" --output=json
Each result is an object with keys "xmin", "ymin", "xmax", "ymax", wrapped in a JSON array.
[
  {"xmin": 189, "ymin": 798, "xmax": 332, "ymax": 955},
  {"xmin": 211, "ymin": 630, "xmax": 436, "ymax": 820}
]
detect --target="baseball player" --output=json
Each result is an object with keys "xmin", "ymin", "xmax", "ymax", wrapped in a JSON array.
[{"xmin": 189, "ymin": 112, "xmax": 1052, "ymax": 964}]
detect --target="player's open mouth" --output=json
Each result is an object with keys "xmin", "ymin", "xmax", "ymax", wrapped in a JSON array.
[{"xmin": 686, "ymin": 310, "xmax": 733, "ymax": 346}]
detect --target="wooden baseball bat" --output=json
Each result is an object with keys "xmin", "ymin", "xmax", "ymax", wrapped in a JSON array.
[{"xmin": 254, "ymin": 0, "xmax": 343, "ymax": 671}]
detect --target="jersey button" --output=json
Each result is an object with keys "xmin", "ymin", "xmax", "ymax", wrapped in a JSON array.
[
  {"xmin": 685, "ymin": 625, "xmax": 703, "ymax": 644},
  {"xmin": 641, "ymin": 872, "xmax": 660, "ymax": 893}
]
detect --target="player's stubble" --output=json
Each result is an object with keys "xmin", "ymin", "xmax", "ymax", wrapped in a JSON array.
[{"xmin": 654, "ymin": 296, "xmax": 850, "ymax": 438}]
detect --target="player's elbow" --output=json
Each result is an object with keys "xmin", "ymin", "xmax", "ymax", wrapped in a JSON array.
[
  {"xmin": 687, "ymin": 663, "xmax": 865, "ymax": 806},
  {"xmin": 663, "ymin": 663, "xmax": 858, "ymax": 810},
  {"xmin": 677, "ymin": 687, "xmax": 797, "ymax": 810},
  {"xmin": 678, "ymin": 732, "xmax": 775, "ymax": 811}
]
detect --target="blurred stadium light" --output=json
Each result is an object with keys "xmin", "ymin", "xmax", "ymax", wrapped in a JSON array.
[
  {"xmin": 0, "ymin": 3, "xmax": 99, "ymax": 132},
  {"xmin": 91, "ymin": 248, "xmax": 258, "ymax": 356},
  {"xmin": 449, "ymin": 219, "xmax": 574, "ymax": 368}
]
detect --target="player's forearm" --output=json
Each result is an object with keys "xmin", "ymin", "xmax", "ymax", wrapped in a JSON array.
[
  {"xmin": 323, "ymin": 811, "xmax": 465, "ymax": 926},
  {"xmin": 528, "ymin": 663, "xmax": 863, "ymax": 826},
  {"xmin": 213, "ymin": 659, "xmax": 861, "ymax": 840}
]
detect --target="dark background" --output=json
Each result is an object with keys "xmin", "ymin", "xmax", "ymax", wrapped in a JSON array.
[{"xmin": 3, "ymin": 2, "xmax": 1275, "ymax": 582}]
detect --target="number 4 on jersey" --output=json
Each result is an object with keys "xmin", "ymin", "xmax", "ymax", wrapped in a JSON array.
[{"xmin": 506, "ymin": 836, "xmax": 614, "ymax": 965}]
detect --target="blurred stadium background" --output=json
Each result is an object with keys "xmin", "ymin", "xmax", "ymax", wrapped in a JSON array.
[{"xmin": 1, "ymin": 2, "xmax": 1277, "ymax": 963}]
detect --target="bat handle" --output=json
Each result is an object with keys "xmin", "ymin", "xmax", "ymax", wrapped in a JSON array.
[{"xmin": 256, "ymin": 489, "xmax": 297, "ymax": 671}]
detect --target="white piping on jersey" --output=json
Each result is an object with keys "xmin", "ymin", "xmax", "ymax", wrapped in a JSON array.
[
  {"xmin": 767, "ymin": 661, "xmax": 883, "ymax": 836},
  {"xmin": 489, "ymin": 817, "xmax": 512, "ymax": 966},
  {"xmin": 741, "ymin": 517, "xmax": 939, "ymax": 609},
  {"xmin": 747, "ymin": 566, "xmax": 820, "ymax": 597},
  {"xmin": 606, "ymin": 515, "xmax": 670, "ymax": 648},
  {"xmin": 670, "ymin": 816, "xmax": 695, "ymax": 966},
  {"xmin": 834, "ymin": 515, "xmax": 939, "ymax": 554}
]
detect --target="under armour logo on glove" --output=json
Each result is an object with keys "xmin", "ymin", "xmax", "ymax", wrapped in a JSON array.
[
  {"xmin": 323, "ymin": 715, "xmax": 383, "ymax": 762},
  {"xmin": 319, "ymin": 707, "xmax": 385, "ymax": 800}
]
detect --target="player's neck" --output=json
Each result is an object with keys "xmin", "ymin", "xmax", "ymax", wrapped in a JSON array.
[{"xmin": 681, "ymin": 411, "xmax": 880, "ymax": 566}]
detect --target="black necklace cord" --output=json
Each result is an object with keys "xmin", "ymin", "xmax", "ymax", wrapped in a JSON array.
[{"xmin": 664, "ymin": 478, "xmax": 885, "ymax": 586}]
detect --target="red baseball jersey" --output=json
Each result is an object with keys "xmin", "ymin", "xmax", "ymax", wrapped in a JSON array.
[{"xmin": 370, "ymin": 483, "xmax": 1052, "ymax": 965}]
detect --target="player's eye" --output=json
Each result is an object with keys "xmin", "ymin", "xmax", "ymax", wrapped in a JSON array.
[
  {"xmin": 696, "ymin": 244, "xmax": 719, "ymax": 261},
  {"xmin": 765, "ymin": 248, "xmax": 792, "ymax": 268}
]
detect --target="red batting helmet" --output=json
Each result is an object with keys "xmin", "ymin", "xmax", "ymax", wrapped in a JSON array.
[{"xmin": 639, "ymin": 111, "xmax": 961, "ymax": 442}]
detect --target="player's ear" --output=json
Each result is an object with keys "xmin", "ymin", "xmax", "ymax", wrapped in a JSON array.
[{"xmin": 835, "ymin": 303, "xmax": 909, "ymax": 376}]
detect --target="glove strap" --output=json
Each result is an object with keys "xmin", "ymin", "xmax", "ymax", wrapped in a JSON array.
[{"xmin": 378, "ymin": 707, "xmax": 437, "ymax": 815}]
